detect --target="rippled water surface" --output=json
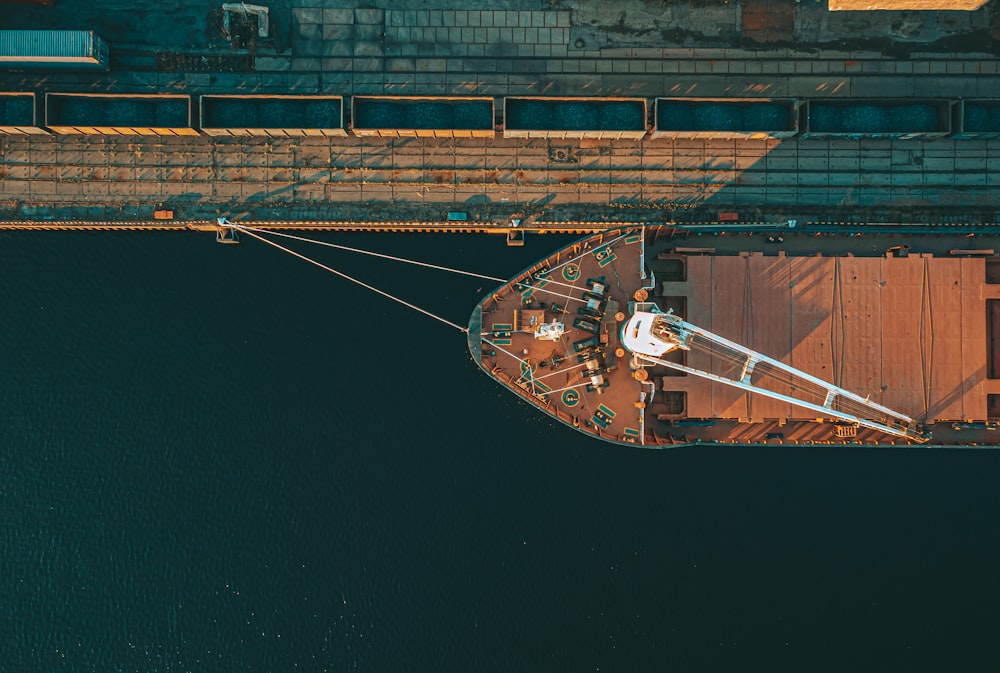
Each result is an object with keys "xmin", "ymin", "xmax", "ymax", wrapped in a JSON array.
[{"xmin": 1, "ymin": 231, "xmax": 998, "ymax": 672}]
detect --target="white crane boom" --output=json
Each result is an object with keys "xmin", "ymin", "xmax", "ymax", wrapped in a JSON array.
[{"xmin": 622, "ymin": 311, "xmax": 927, "ymax": 443}]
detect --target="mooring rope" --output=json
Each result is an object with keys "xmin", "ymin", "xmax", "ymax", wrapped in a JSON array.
[
  {"xmin": 230, "ymin": 224, "xmax": 468, "ymax": 333},
  {"xmin": 231, "ymin": 223, "xmax": 506, "ymax": 282}
]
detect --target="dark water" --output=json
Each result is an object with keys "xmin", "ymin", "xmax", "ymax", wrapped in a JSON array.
[{"xmin": 2, "ymin": 231, "xmax": 999, "ymax": 672}]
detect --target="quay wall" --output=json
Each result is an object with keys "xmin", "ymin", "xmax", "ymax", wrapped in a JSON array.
[
  {"xmin": 3, "ymin": 220, "xmax": 1000, "ymax": 234},
  {"xmin": 0, "ymin": 220, "xmax": 601, "ymax": 234}
]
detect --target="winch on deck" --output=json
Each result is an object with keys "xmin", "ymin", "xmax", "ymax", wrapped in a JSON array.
[{"xmin": 514, "ymin": 308, "xmax": 564, "ymax": 341}]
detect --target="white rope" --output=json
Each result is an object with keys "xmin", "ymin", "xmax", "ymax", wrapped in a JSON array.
[
  {"xmin": 505, "ymin": 229, "xmax": 634, "ymax": 304},
  {"xmin": 481, "ymin": 336, "xmax": 532, "ymax": 367},
  {"xmin": 537, "ymin": 381, "xmax": 595, "ymax": 397},
  {"xmin": 235, "ymin": 226, "xmax": 468, "ymax": 333},
  {"xmin": 511, "ymin": 283, "xmax": 588, "ymax": 305},
  {"xmin": 232, "ymin": 223, "xmax": 628, "ymax": 308},
  {"xmin": 233, "ymin": 222, "xmax": 586, "ymax": 307},
  {"xmin": 231, "ymin": 223, "xmax": 506, "ymax": 282},
  {"xmin": 532, "ymin": 360, "xmax": 591, "ymax": 381},
  {"xmin": 547, "ymin": 230, "xmax": 632, "ymax": 277},
  {"xmin": 229, "ymin": 223, "xmax": 634, "ymax": 338},
  {"xmin": 522, "ymin": 273, "xmax": 584, "ymax": 295},
  {"xmin": 482, "ymin": 334, "xmax": 586, "ymax": 397}
]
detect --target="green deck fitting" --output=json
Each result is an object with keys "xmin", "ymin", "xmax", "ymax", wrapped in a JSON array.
[
  {"xmin": 591, "ymin": 413, "xmax": 610, "ymax": 429},
  {"xmin": 532, "ymin": 379, "xmax": 551, "ymax": 394},
  {"xmin": 492, "ymin": 323, "xmax": 512, "ymax": 331},
  {"xmin": 562, "ymin": 264, "xmax": 581, "ymax": 281},
  {"xmin": 493, "ymin": 338, "xmax": 512, "ymax": 345},
  {"xmin": 561, "ymin": 389, "xmax": 581, "ymax": 407},
  {"xmin": 625, "ymin": 234, "xmax": 641, "ymax": 244},
  {"xmin": 593, "ymin": 246, "xmax": 617, "ymax": 267},
  {"xmin": 624, "ymin": 427, "xmax": 640, "ymax": 437},
  {"xmin": 518, "ymin": 359, "xmax": 549, "ymax": 394},
  {"xmin": 598, "ymin": 404, "xmax": 616, "ymax": 419}
]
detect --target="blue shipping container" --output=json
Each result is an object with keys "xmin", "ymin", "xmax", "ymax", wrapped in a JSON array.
[{"xmin": 0, "ymin": 30, "xmax": 110, "ymax": 71}]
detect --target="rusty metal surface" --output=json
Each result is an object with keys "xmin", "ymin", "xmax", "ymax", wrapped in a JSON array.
[
  {"xmin": 681, "ymin": 253, "xmax": 991, "ymax": 423},
  {"xmin": 472, "ymin": 227, "xmax": 1000, "ymax": 446}
]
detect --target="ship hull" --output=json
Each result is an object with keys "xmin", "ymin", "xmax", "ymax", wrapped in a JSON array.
[{"xmin": 468, "ymin": 225, "xmax": 1000, "ymax": 448}]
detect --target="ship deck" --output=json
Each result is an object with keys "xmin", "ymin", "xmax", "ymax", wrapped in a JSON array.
[
  {"xmin": 471, "ymin": 227, "xmax": 1000, "ymax": 448},
  {"xmin": 471, "ymin": 229, "xmax": 650, "ymax": 445}
]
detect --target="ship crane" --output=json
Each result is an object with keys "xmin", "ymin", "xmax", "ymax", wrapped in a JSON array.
[{"xmin": 622, "ymin": 310, "xmax": 928, "ymax": 444}]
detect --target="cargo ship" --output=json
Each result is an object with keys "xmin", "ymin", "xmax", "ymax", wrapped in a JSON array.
[{"xmin": 467, "ymin": 226, "xmax": 1000, "ymax": 448}]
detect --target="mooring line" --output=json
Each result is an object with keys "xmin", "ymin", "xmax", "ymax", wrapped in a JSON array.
[
  {"xmin": 232, "ymin": 223, "xmax": 506, "ymax": 282},
  {"xmin": 233, "ymin": 225, "xmax": 468, "ymax": 333}
]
